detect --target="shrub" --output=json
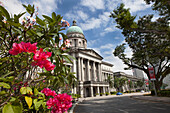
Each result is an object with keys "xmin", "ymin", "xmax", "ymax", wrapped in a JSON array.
[
  {"xmin": 105, "ymin": 92, "xmax": 109, "ymax": 96},
  {"xmin": 100, "ymin": 93, "xmax": 103, "ymax": 96},
  {"xmin": 158, "ymin": 90, "xmax": 170, "ymax": 97},
  {"xmin": 110, "ymin": 91, "xmax": 117, "ymax": 95}
]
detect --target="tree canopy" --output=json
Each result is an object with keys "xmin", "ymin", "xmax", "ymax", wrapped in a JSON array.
[{"xmin": 110, "ymin": 0, "xmax": 170, "ymax": 90}]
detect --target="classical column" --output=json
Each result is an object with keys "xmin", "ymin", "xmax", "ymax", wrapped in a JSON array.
[
  {"xmin": 81, "ymin": 58, "xmax": 84, "ymax": 81},
  {"xmin": 80, "ymin": 81, "xmax": 84, "ymax": 98},
  {"xmin": 90, "ymin": 86, "xmax": 93, "ymax": 97},
  {"xmin": 97, "ymin": 86, "xmax": 100, "ymax": 95},
  {"xmin": 78, "ymin": 57, "xmax": 81, "ymax": 81},
  {"xmin": 72, "ymin": 53, "xmax": 77, "ymax": 78},
  {"xmin": 87, "ymin": 60, "xmax": 90, "ymax": 81},
  {"xmin": 103, "ymin": 86, "xmax": 105, "ymax": 94},
  {"xmin": 98, "ymin": 63, "xmax": 100, "ymax": 81},
  {"xmin": 93, "ymin": 62, "xmax": 96, "ymax": 81}
]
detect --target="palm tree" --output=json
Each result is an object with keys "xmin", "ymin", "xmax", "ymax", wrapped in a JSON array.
[
  {"xmin": 106, "ymin": 75, "xmax": 114, "ymax": 91},
  {"xmin": 114, "ymin": 76, "xmax": 127, "ymax": 92}
]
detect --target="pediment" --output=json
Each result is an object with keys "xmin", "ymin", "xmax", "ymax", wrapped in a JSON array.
[{"xmin": 79, "ymin": 49, "xmax": 103, "ymax": 60}]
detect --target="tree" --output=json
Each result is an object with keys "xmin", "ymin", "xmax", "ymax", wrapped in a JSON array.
[
  {"xmin": 110, "ymin": 1, "xmax": 170, "ymax": 91},
  {"xmin": 0, "ymin": 4, "xmax": 75, "ymax": 112},
  {"xmin": 114, "ymin": 76, "xmax": 127, "ymax": 92},
  {"xmin": 106, "ymin": 75, "xmax": 114, "ymax": 92},
  {"xmin": 128, "ymin": 80, "xmax": 133, "ymax": 92},
  {"xmin": 106, "ymin": 75, "xmax": 114, "ymax": 88},
  {"xmin": 137, "ymin": 80, "xmax": 144, "ymax": 88}
]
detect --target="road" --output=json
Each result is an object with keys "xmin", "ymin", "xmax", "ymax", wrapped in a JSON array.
[{"xmin": 74, "ymin": 94, "xmax": 170, "ymax": 113}]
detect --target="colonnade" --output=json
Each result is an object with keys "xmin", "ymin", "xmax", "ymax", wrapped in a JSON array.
[{"xmin": 77, "ymin": 57, "xmax": 102, "ymax": 82}]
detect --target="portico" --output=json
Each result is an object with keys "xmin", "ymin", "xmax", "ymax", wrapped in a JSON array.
[{"xmin": 66, "ymin": 20, "xmax": 113, "ymax": 97}]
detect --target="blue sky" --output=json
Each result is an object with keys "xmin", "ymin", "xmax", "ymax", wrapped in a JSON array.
[{"xmin": 2, "ymin": 0, "xmax": 158, "ymax": 75}]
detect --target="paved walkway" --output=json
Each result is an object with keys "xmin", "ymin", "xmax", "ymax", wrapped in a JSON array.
[{"xmin": 72, "ymin": 92, "xmax": 170, "ymax": 113}]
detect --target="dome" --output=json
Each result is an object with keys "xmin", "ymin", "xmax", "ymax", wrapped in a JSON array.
[{"xmin": 66, "ymin": 20, "xmax": 84, "ymax": 35}]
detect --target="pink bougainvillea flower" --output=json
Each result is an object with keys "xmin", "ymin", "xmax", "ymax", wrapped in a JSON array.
[
  {"xmin": 9, "ymin": 42, "xmax": 55, "ymax": 71},
  {"xmin": 33, "ymin": 48, "xmax": 52, "ymax": 61},
  {"xmin": 9, "ymin": 43, "xmax": 24, "ymax": 55},
  {"xmin": 41, "ymin": 88, "xmax": 56, "ymax": 97},
  {"xmin": 41, "ymin": 88, "xmax": 72, "ymax": 113},
  {"xmin": 9, "ymin": 42, "xmax": 37, "ymax": 55},
  {"xmin": 46, "ymin": 98, "xmax": 54, "ymax": 109},
  {"xmin": 43, "ymin": 60, "xmax": 55, "ymax": 71}
]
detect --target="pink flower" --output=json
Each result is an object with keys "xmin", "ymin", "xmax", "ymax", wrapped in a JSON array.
[
  {"xmin": 41, "ymin": 88, "xmax": 56, "ymax": 97},
  {"xmin": 9, "ymin": 42, "xmax": 37, "ymax": 55},
  {"xmin": 43, "ymin": 80, "xmax": 45, "ymax": 83},
  {"xmin": 33, "ymin": 48, "xmax": 52, "ymax": 61},
  {"xmin": 41, "ymin": 88, "xmax": 72, "ymax": 113},
  {"xmin": 9, "ymin": 43, "xmax": 23, "ymax": 55},
  {"xmin": 59, "ymin": 37, "xmax": 62, "ymax": 40},
  {"xmin": 46, "ymin": 98, "xmax": 54, "ymax": 109},
  {"xmin": 44, "ymin": 60, "xmax": 55, "ymax": 71}
]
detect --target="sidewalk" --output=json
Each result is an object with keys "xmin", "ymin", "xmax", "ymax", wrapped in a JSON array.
[{"xmin": 131, "ymin": 95, "xmax": 170, "ymax": 104}]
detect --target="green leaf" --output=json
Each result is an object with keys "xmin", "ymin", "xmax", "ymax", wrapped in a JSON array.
[
  {"xmin": 1, "ymin": 71, "xmax": 14, "ymax": 78},
  {"xmin": 0, "ymin": 91, "xmax": 7, "ymax": 95},
  {"xmin": 25, "ymin": 96, "xmax": 32, "ymax": 109},
  {"xmin": 38, "ymin": 92, "xmax": 45, "ymax": 99},
  {"xmin": 52, "ymin": 12, "xmax": 57, "ymax": 20},
  {"xmin": 33, "ymin": 99, "xmax": 43, "ymax": 110},
  {"xmin": 10, "ymin": 97, "xmax": 16, "ymax": 102},
  {"xmin": 20, "ymin": 87, "xmax": 32, "ymax": 94},
  {"xmin": 3, "ymin": 103, "xmax": 13, "ymax": 113},
  {"xmin": 2, "ymin": 103, "xmax": 22, "ymax": 113},
  {"xmin": 14, "ymin": 12, "xmax": 26, "ymax": 23},
  {"xmin": 0, "ymin": 6, "xmax": 10, "ymax": 20},
  {"xmin": 0, "ymin": 82, "xmax": 10, "ymax": 89},
  {"xmin": 7, "ymin": 21, "xmax": 21, "ymax": 27},
  {"xmin": 37, "ymin": 32, "xmax": 44, "ymax": 37},
  {"xmin": 42, "ymin": 102, "xmax": 46, "ymax": 108},
  {"xmin": 36, "ymin": 16, "xmax": 45, "ymax": 26},
  {"xmin": 34, "ymin": 88, "xmax": 39, "ymax": 96},
  {"xmin": 42, "ymin": 15, "xmax": 53, "ymax": 22},
  {"xmin": 20, "ymin": 87, "xmax": 26, "ymax": 94}
]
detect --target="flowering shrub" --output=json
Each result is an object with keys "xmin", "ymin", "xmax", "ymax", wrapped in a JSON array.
[
  {"xmin": 0, "ymin": 4, "xmax": 77, "ymax": 113},
  {"xmin": 9, "ymin": 42, "xmax": 55, "ymax": 71},
  {"xmin": 41, "ymin": 88, "xmax": 72, "ymax": 113}
]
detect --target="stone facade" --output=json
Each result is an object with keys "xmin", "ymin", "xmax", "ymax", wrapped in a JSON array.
[
  {"xmin": 113, "ymin": 72, "xmax": 145, "ymax": 92},
  {"xmin": 66, "ymin": 21, "xmax": 113, "ymax": 97}
]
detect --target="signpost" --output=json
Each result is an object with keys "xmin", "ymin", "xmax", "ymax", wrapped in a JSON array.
[{"xmin": 148, "ymin": 66, "xmax": 157, "ymax": 96}]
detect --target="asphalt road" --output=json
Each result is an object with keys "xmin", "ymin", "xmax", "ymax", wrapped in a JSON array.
[{"xmin": 74, "ymin": 95, "xmax": 170, "ymax": 113}]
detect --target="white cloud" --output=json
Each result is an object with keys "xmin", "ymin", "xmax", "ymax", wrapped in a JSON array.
[
  {"xmin": 87, "ymin": 38, "xmax": 100, "ymax": 47},
  {"xmin": 95, "ymin": 41, "xmax": 133, "ymax": 75},
  {"xmin": 114, "ymin": 37, "xmax": 120, "ymax": 39},
  {"xmin": 80, "ymin": 17, "xmax": 102, "ymax": 30},
  {"xmin": 33, "ymin": 0, "xmax": 59, "ymax": 16},
  {"xmin": 100, "ymin": 25, "xmax": 116, "ymax": 36},
  {"xmin": 122, "ymin": 0, "xmax": 151, "ymax": 13},
  {"xmin": 80, "ymin": 11, "xmax": 111, "ymax": 31},
  {"xmin": 151, "ymin": 15, "xmax": 159, "ymax": 21},
  {"xmin": 65, "ymin": 10, "xmax": 89, "ymax": 22},
  {"xmin": 2, "ymin": 0, "xmax": 60, "ymax": 17},
  {"xmin": 80, "ymin": 0, "xmax": 105, "ymax": 12},
  {"xmin": 100, "ymin": 43, "xmax": 114, "ymax": 49},
  {"xmin": 2, "ymin": 0, "xmax": 26, "ymax": 15}
]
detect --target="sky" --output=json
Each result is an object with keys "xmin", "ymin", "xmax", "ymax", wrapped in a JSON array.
[{"xmin": 1, "ymin": 0, "xmax": 158, "ymax": 76}]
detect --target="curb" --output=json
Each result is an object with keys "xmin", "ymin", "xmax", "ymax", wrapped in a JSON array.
[{"xmin": 69, "ymin": 98, "xmax": 84, "ymax": 113}]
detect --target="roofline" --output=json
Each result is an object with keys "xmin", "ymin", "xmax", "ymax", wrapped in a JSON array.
[
  {"xmin": 102, "ymin": 61, "xmax": 114, "ymax": 66},
  {"xmin": 79, "ymin": 48, "xmax": 103, "ymax": 60}
]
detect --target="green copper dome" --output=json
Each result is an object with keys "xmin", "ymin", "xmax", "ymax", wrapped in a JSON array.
[{"xmin": 66, "ymin": 20, "xmax": 84, "ymax": 34}]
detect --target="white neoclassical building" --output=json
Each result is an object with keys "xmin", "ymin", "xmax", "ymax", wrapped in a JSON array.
[{"xmin": 66, "ymin": 20, "xmax": 114, "ymax": 97}]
